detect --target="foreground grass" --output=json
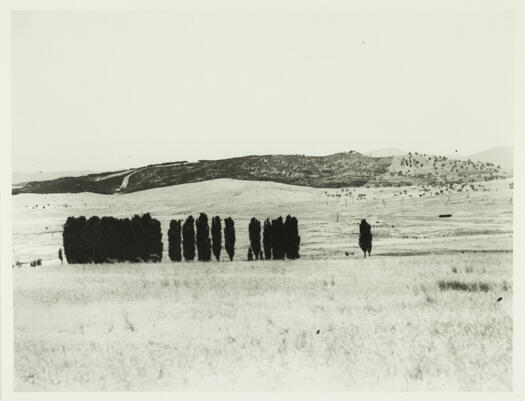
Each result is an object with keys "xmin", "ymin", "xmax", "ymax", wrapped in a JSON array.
[{"xmin": 14, "ymin": 253, "xmax": 512, "ymax": 391}]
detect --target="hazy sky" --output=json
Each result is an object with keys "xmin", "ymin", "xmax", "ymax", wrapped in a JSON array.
[{"xmin": 12, "ymin": 8, "xmax": 514, "ymax": 172}]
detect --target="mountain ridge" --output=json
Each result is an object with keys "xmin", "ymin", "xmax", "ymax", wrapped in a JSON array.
[
  {"xmin": 12, "ymin": 150, "xmax": 511, "ymax": 195},
  {"xmin": 469, "ymin": 146, "xmax": 513, "ymax": 170}
]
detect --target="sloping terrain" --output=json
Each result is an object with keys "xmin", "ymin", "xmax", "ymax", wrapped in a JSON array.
[
  {"xmin": 370, "ymin": 152, "xmax": 509, "ymax": 187},
  {"xmin": 469, "ymin": 146, "xmax": 513, "ymax": 170},
  {"xmin": 12, "ymin": 178, "xmax": 513, "ymax": 390},
  {"xmin": 365, "ymin": 148, "xmax": 407, "ymax": 157},
  {"xmin": 12, "ymin": 177, "xmax": 513, "ymax": 264},
  {"xmin": 12, "ymin": 170, "xmax": 99, "ymax": 185},
  {"xmin": 12, "ymin": 151, "xmax": 511, "ymax": 195},
  {"xmin": 12, "ymin": 170, "xmax": 131, "ymax": 195}
]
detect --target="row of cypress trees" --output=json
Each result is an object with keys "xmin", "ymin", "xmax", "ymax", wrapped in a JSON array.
[
  {"xmin": 62, "ymin": 213, "xmax": 163, "ymax": 264},
  {"xmin": 168, "ymin": 214, "xmax": 236, "ymax": 262},
  {"xmin": 63, "ymin": 213, "xmax": 299, "ymax": 264},
  {"xmin": 168, "ymin": 214, "xmax": 300, "ymax": 262},
  {"xmin": 248, "ymin": 215, "xmax": 300, "ymax": 260}
]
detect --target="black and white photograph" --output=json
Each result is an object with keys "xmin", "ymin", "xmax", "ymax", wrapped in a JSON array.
[{"xmin": 1, "ymin": 0, "xmax": 523, "ymax": 396}]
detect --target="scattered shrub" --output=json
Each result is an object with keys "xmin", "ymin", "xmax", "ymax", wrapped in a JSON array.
[{"xmin": 437, "ymin": 280, "xmax": 490, "ymax": 292}]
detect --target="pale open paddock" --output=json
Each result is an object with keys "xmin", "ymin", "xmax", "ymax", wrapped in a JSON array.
[{"xmin": 12, "ymin": 178, "xmax": 513, "ymax": 390}]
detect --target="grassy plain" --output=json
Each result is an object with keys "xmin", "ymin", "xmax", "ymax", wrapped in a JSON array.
[
  {"xmin": 12, "ymin": 178, "xmax": 513, "ymax": 390},
  {"xmin": 12, "ymin": 178, "xmax": 513, "ymax": 262}
]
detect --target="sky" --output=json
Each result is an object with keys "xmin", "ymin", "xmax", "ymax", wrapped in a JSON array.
[{"xmin": 11, "ymin": 7, "xmax": 514, "ymax": 173}]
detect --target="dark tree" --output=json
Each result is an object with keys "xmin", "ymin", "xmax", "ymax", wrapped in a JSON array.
[
  {"xmin": 182, "ymin": 216, "xmax": 196, "ymax": 261},
  {"xmin": 224, "ymin": 217, "xmax": 236, "ymax": 261},
  {"xmin": 85, "ymin": 215, "xmax": 102, "ymax": 263},
  {"xmin": 247, "ymin": 247, "xmax": 254, "ymax": 261},
  {"xmin": 263, "ymin": 218, "xmax": 272, "ymax": 260},
  {"xmin": 248, "ymin": 217, "xmax": 261, "ymax": 260},
  {"xmin": 119, "ymin": 218, "xmax": 134, "ymax": 261},
  {"xmin": 271, "ymin": 216, "xmax": 286, "ymax": 260},
  {"xmin": 58, "ymin": 248, "xmax": 63, "ymax": 265},
  {"xmin": 196, "ymin": 213, "xmax": 212, "ymax": 261},
  {"xmin": 211, "ymin": 216, "xmax": 222, "ymax": 261},
  {"xmin": 359, "ymin": 219, "xmax": 373, "ymax": 258},
  {"xmin": 168, "ymin": 219, "xmax": 182, "ymax": 262},
  {"xmin": 98, "ymin": 216, "xmax": 116, "ymax": 261},
  {"xmin": 63, "ymin": 216, "xmax": 88, "ymax": 264},
  {"xmin": 142, "ymin": 213, "xmax": 163, "ymax": 262},
  {"xmin": 131, "ymin": 214, "xmax": 145, "ymax": 261},
  {"xmin": 284, "ymin": 215, "xmax": 301, "ymax": 259}
]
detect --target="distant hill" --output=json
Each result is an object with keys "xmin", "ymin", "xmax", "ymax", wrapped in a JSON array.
[
  {"xmin": 12, "ymin": 151, "xmax": 511, "ymax": 195},
  {"xmin": 469, "ymin": 146, "xmax": 513, "ymax": 170},
  {"xmin": 365, "ymin": 148, "xmax": 407, "ymax": 157},
  {"xmin": 12, "ymin": 170, "xmax": 98, "ymax": 185}
]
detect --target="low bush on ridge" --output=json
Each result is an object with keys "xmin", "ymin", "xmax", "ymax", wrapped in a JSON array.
[{"xmin": 437, "ymin": 280, "xmax": 490, "ymax": 292}]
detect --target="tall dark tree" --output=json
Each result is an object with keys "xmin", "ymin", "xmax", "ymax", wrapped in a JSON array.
[
  {"xmin": 131, "ymin": 214, "xmax": 145, "ymax": 261},
  {"xmin": 85, "ymin": 215, "xmax": 102, "ymax": 263},
  {"xmin": 248, "ymin": 217, "xmax": 261, "ymax": 260},
  {"xmin": 284, "ymin": 215, "xmax": 301, "ymax": 259},
  {"xmin": 211, "ymin": 216, "xmax": 222, "ymax": 261},
  {"xmin": 141, "ymin": 213, "xmax": 163, "ymax": 262},
  {"xmin": 182, "ymin": 215, "xmax": 196, "ymax": 261},
  {"xmin": 119, "ymin": 218, "xmax": 134, "ymax": 261},
  {"xmin": 224, "ymin": 217, "xmax": 236, "ymax": 261},
  {"xmin": 98, "ymin": 216, "xmax": 116, "ymax": 261},
  {"xmin": 63, "ymin": 216, "xmax": 88, "ymax": 264},
  {"xmin": 263, "ymin": 218, "xmax": 272, "ymax": 260},
  {"xmin": 271, "ymin": 216, "xmax": 286, "ymax": 260},
  {"xmin": 168, "ymin": 219, "xmax": 182, "ymax": 262},
  {"xmin": 359, "ymin": 219, "xmax": 373, "ymax": 258},
  {"xmin": 196, "ymin": 213, "xmax": 212, "ymax": 261}
]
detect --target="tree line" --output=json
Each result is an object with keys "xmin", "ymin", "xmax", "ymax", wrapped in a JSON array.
[
  {"xmin": 168, "ymin": 214, "xmax": 300, "ymax": 262},
  {"xmin": 62, "ymin": 213, "xmax": 300, "ymax": 264},
  {"xmin": 62, "ymin": 213, "xmax": 163, "ymax": 264},
  {"xmin": 249, "ymin": 216, "xmax": 300, "ymax": 260},
  {"xmin": 168, "ymin": 214, "xmax": 236, "ymax": 262}
]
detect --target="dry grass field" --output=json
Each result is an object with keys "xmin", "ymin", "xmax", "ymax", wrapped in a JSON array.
[
  {"xmin": 11, "ymin": 178, "xmax": 513, "ymax": 391},
  {"xmin": 12, "ymin": 178, "xmax": 513, "ymax": 263}
]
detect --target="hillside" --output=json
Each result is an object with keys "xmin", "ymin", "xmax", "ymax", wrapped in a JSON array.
[
  {"xmin": 12, "ymin": 170, "xmax": 99, "ymax": 185},
  {"xmin": 12, "ymin": 151, "xmax": 511, "ymax": 195},
  {"xmin": 370, "ymin": 151, "xmax": 510, "ymax": 187},
  {"xmin": 469, "ymin": 146, "xmax": 513, "ymax": 170},
  {"xmin": 365, "ymin": 148, "xmax": 407, "ymax": 157}
]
